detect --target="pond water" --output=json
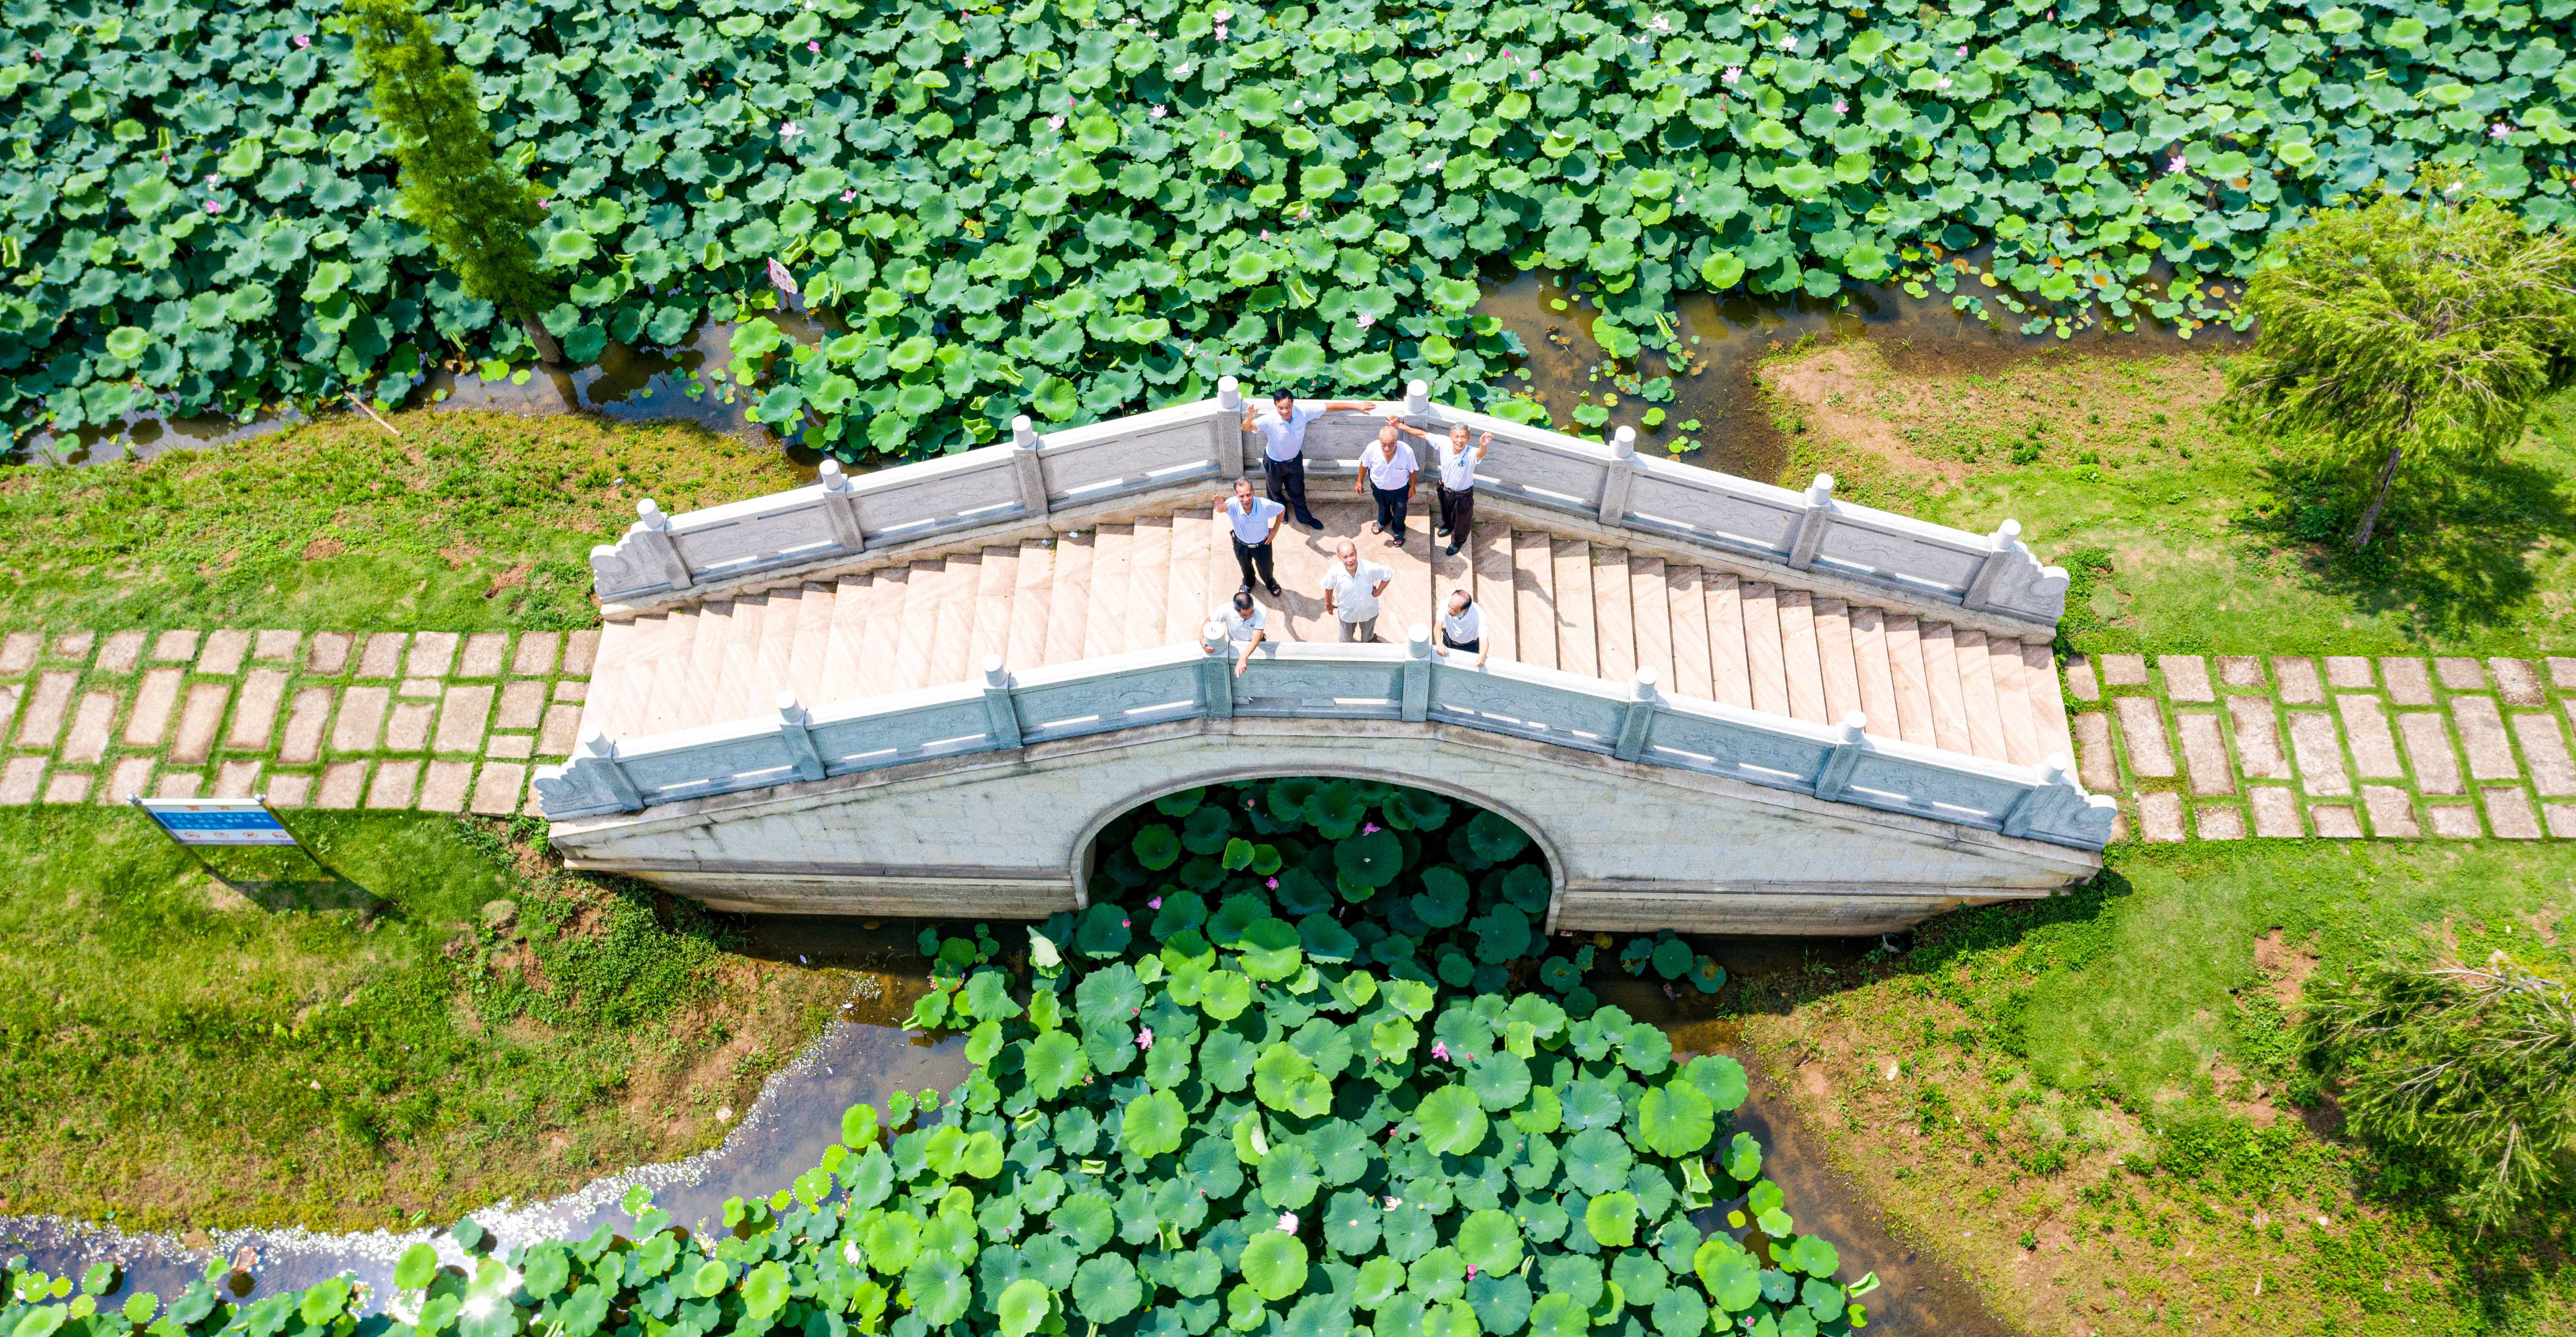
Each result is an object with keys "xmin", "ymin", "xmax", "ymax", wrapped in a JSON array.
[{"xmin": 3, "ymin": 925, "xmax": 2013, "ymax": 1334}]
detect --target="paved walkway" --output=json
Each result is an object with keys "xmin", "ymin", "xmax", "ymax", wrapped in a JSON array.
[
  {"xmin": 0, "ymin": 629, "xmax": 596, "ymax": 816},
  {"xmin": 2069, "ymin": 653, "xmax": 2576, "ymax": 841}
]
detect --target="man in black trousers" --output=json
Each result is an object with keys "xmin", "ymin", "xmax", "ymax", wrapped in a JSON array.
[
  {"xmin": 1214, "ymin": 477, "xmax": 1286, "ymax": 598},
  {"xmin": 1243, "ymin": 390, "xmax": 1375, "ymax": 532}
]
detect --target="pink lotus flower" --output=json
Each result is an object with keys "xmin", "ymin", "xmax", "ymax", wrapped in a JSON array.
[
  {"xmin": 205, "ymin": 199, "xmax": 223, "ymax": 214},
  {"xmin": 1121, "ymin": 918, "xmax": 1131, "ymax": 927},
  {"xmin": 1049, "ymin": 115, "xmax": 1065, "ymax": 130},
  {"xmin": 1148, "ymin": 896, "xmax": 1164, "ymax": 909},
  {"xmin": 2491, "ymin": 122, "xmax": 2513, "ymax": 139},
  {"xmin": 1150, "ymin": 105, "xmax": 1167, "ymax": 119},
  {"xmin": 808, "ymin": 40, "xmax": 821, "ymax": 51},
  {"xmin": 1362, "ymin": 822, "xmax": 1379, "ymax": 834},
  {"xmin": 1138, "ymin": 1027, "xmax": 1154, "ymax": 1050},
  {"xmin": 1721, "ymin": 66, "xmax": 1741, "ymax": 84},
  {"xmin": 1265, "ymin": 876, "xmax": 1280, "ymax": 889},
  {"xmin": 2166, "ymin": 153, "xmax": 2188, "ymax": 174},
  {"xmin": 1430, "ymin": 1041, "xmax": 1449, "ymax": 1061},
  {"xmin": 1356, "ymin": 314, "xmax": 1374, "ymax": 330},
  {"xmin": 1260, "ymin": 230, "xmax": 1271, "ymax": 240},
  {"xmin": 779, "ymin": 120, "xmax": 801, "ymax": 139},
  {"xmin": 1833, "ymin": 99, "xmax": 1847, "ymax": 113},
  {"xmin": 1466, "ymin": 1264, "xmax": 1478, "ymax": 1279},
  {"xmin": 841, "ymin": 189, "xmax": 858, "ymax": 202},
  {"xmin": 1276, "ymin": 1211, "xmax": 1296, "ymax": 1232},
  {"xmin": 294, "ymin": 33, "xmax": 312, "ymax": 47}
]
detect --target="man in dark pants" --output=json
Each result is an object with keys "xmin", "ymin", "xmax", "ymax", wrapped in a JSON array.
[
  {"xmin": 1214, "ymin": 477, "xmax": 1286, "ymax": 598},
  {"xmin": 1393, "ymin": 420, "xmax": 1492, "ymax": 556},
  {"xmin": 1353, "ymin": 419, "xmax": 1419, "ymax": 546},
  {"xmin": 1244, "ymin": 391, "xmax": 1374, "ymax": 531}
]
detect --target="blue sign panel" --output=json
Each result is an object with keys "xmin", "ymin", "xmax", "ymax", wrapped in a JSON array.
[{"xmin": 134, "ymin": 798, "xmax": 300, "ymax": 847}]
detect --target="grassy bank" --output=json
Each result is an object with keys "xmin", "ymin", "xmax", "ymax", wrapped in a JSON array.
[
  {"xmin": 0, "ymin": 412, "xmax": 801, "ymax": 633},
  {"xmin": 1731, "ymin": 840, "xmax": 2576, "ymax": 1336},
  {"xmin": 0, "ymin": 809, "xmax": 849, "ymax": 1232},
  {"xmin": 1758, "ymin": 343, "xmax": 2576, "ymax": 657}
]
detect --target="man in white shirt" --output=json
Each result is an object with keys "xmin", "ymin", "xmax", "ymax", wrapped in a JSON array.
[
  {"xmin": 1319, "ymin": 539, "xmax": 1394, "ymax": 643},
  {"xmin": 1212, "ymin": 477, "xmax": 1286, "ymax": 598},
  {"xmin": 1427, "ymin": 424, "xmax": 1490, "ymax": 557},
  {"xmin": 1244, "ymin": 391, "xmax": 1373, "ymax": 531},
  {"xmin": 1434, "ymin": 588, "xmax": 1487, "ymax": 667},
  {"xmin": 1351, "ymin": 419, "xmax": 1419, "ymax": 547},
  {"xmin": 1220, "ymin": 589, "xmax": 1267, "ymax": 676}
]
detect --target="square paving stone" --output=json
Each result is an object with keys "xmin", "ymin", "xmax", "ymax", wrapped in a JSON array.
[
  {"xmin": 539, "ymin": 704, "xmax": 583, "ymax": 756},
  {"xmin": 2227, "ymin": 697, "xmax": 2291, "ymax": 780},
  {"xmin": 102, "ymin": 757, "xmax": 153, "ymax": 804},
  {"xmin": 2493, "ymin": 658, "xmax": 2546, "ymax": 706},
  {"xmin": 2485, "ymin": 788, "xmax": 2543, "ymax": 839},
  {"xmin": 149, "ymin": 630, "xmax": 198, "ymax": 663},
  {"xmin": 2195, "ymin": 805, "xmax": 2246, "ymax": 841},
  {"xmin": 2100, "ymin": 653, "xmax": 2149, "ymax": 687},
  {"xmin": 2159, "ymin": 655, "xmax": 2214, "ymax": 703},
  {"xmin": 169, "ymin": 683, "xmax": 231, "ymax": 764},
  {"xmin": 386, "ymin": 701, "xmax": 436, "ymax": 752},
  {"xmin": 2063, "ymin": 656, "xmax": 2098, "ymax": 702},
  {"xmin": 2427, "ymin": 805, "xmax": 2484, "ymax": 838},
  {"xmin": 41, "ymin": 770, "xmax": 89, "ymax": 805},
  {"xmin": 16, "ymin": 671, "xmax": 74, "ymax": 747},
  {"xmin": 399, "ymin": 676, "xmax": 443, "ymax": 699},
  {"xmin": 2551, "ymin": 657, "xmax": 2576, "ymax": 691},
  {"xmin": 2335, "ymin": 695, "xmax": 2404, "ymax": 779},
  {"xmin": 2324, "ymin": 656, "xmax": 2374, "ymax": 689},
  {"xmin": 2452, "ymin": 696, "xmax": 2520, "ymax": 781},
  {"xmin": 406, "ymin": 631, "xmax": 459, "ymax": 679},
  {"xmin": 496, "ymin": 680, "xmax": 545, "ymax": 730},
  {"xmin": 253, "ymin": 630, "xmax": 301, "ymax": 663},
  {"xmin": 2515, "ymin": 712, "xmax": 2576, "ymax": 797},
  {"xmin": 2177, "ymin": 713, "xmax": 2234, "ymax": 796},
  {"xmin": 358, "ymin": 633, "xmax": 406, "ymax": 679},
  {"xmin": 512, "ymin": 631, "xmax": 561, "ymax": 677},
  {"xmin": 0, "ymin": 632, "xmax": 38, "ymax": 674},
  {"xmin": 461, "ymin": 633, "xmax": 509, "ymax": 678},
  {"xmin": 2114, "ymin": 697, "xmax": 2173, "ymax": 777},
  {"xmin": 552, "ymin": 680, "xmax": 588, "ymax": 705},
  {"xmin": 155, "ymin": 772, "xmax": 202, "ymax": 799},
  {"xmin": 2381, "ymin": 658, "xmax": 2434, "ymax": 705},
  {"xmin": 315, "ymin": 762, "xmax": 369, "ymax": 810},
  {"xmin": 213, "ymin": 760, "xmax": 262, "ymax": 799},
  {"xmin": 48, "ymin": 630, "xmax": 94, "ymax": 663},
  {"xmin": 123, "ymin": 668, "xmax": 181, "ymax": 747},
  {"xmin": 419, "ymin": 760, "xmax": 474, "ymax": 813},
  {"xmin": 307, "ymin": 631, "xmax": 353, "ymax": 675},
  {"xmin": 280, "ymin": 688, "xmax": 333, "ymax": 764},
  {"xmin": 2287, "ymin": 712, "xmax": 2350, "ymax": 796},
  {"xmin": 434, "ymin": 685, "xmax": 494, "ymax": 754},
  {"xmin": 2249, "ymin": 787, "xmax": 2304, "ymax": 837},
  {"xmin": 470, "ymin": 762, "xmax": 526, "ymax": 815},
  {"xmin": 267, "ymin": 773, "xmax": 314, "ymax": 809},
  {"xmin": 366, "ymin": 761, "xmax": 420, "ymax": 809},
  {"xmin": 2311, "ymin": 805, "xmax": 2363, "ymax": 839},
  {"xmin": 2545, "ymin": 803, "xmax": 2576, "ymax": 839},
  {"xmin": 2436, "ymin": 657, "xmax": 2487, "ymax": 691},
  {"xmin": 2136, "ymin": 790, "xmax": 2185, "ymax": 843},
  {"xmin": 2363, "ymin": 786, "xmax": 2421, "ymax": 838},
  {"xmin": 97, "ymin": 630, "xmax": 146, "ymax": 674},
  {"xmin": 197, "ymin": 629, "xmax": 250, "ymax": 675},
  {"xmin": 330, "ymin": 686, "xmax": 389, "ymax": 753},
  {"xmin": 486, "ymin": 734, "xmax": 534, "ymax": 761},
  {"xmin": 2218, "ymin": 656, "xmax": 2266, "ymax": 689},
  {"xmin": 2273, "ymin": 657, "xmax": 2325, "ymax": 704},
  {"xmin": 224, "ymin": 669, "xmax": 289, "ymax": 751},
  {"xmin": 0, "ymin": 756, "xmax": 43, "ymax": 805},
  {"xmin": 60, "ymin": 691, "xmax": 116, "ymax": 764},
  {"xmin": 2074, "ymin": 712, "xmax": 2118, "ymax": 791},
  {"xmin": 2399, "ymin": 713, "xmax": 2465, "ymax": 794},
  {"xmin": 563, "ymin": 630, "xmax": 602, "ymax": 675}
]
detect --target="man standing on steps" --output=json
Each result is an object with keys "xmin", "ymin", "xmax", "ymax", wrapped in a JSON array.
[
  {"xmin": 1354, "ymin": 418, "xmax": 1420, "ymax": 547},
  {"xmin": 1320, "ymin": 539, "xmax": 1394, "ymax": 643},
  {"xmin": 1245, "ymin": 390, "xmax": 1374, "ymax": 531},
  {"xmin": 1214, "ymin": 477, "xmax": 1286, "ymax": 599},
  {"xmin": 1391, "ymin": 420, "xmax": 1491, "ymax": 556}
]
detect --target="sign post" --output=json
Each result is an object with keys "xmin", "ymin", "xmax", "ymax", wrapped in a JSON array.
[{"xmin": 129, "ymin": 795, "xmax": 302, "ymax": 849}]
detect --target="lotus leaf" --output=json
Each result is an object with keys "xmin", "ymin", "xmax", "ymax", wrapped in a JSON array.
[
  {"xmin": 1237, "ymin": 917, "xmax": 1304, "ymax": 981},
  {"xmin": 1335, "ymin": 830, "xmax": 1404, "ymax": 889},
  {"xmin": 1416, "ymin": 1084, "xmax": 1488, "ymax": 1156},
  {"xmin": 1682, "ymin": 1055, "xmax": 1750, "ymax": 1112},
  {"xmin": 1238, "ymin": 1231, "xmax": 1310, "ymax": 1301},
  {"xmin": 1560, "ymin": 1128, "xmax": 1634, "ymax": 1196},
  {"xmin": 1132, "ymin": 824, "xmax": 1182, "ymax": 870},
  {"xmin": 997, "ymin": 1278, "xmax": 1052, "ymax": 1337},
  {"xmin": 1633, "ymin": 1084, "xmax": 1714, "ymax": 1158},
  {"xmin": 1466, "ymin": 1051, "xmax": 1532, "ymax": 1112}
]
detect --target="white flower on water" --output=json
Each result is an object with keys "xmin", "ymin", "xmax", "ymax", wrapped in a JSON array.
[
  {"xmin": 1937, "ymin": 75, "xmax": 1952, "ymax": 89},
  {"xmin": 1049, "ymin": 115, "xmax": 1065, "ymax": 129},
  {"xmin": 1151, "ymin": 104, "xmax": 1167, "ymax": 118},
  {"xmin": 1781, "ymin": 34, "xmax": 1797, "ymax": 50},
  {"xmin": 779, "ymin": 120, "xmax": 801, "ymax": 139},
  {"xmin": 1722, "ymin": 66, "xmax": 1742, "ymax": 83},
  {"xmin": 2490, "ymin": 122, "xmax": 2513, "ymax": 138},
  {"xmin": 2166, "ymin": 153, "xmax": 2188, "ymax": 174},
  {"xmin": 843, "ymin": 1241, "xmax": 864, "ymax": 1265},
  {"xmin": 1276, "ymin": 1212, "xmax": 1298, "ymax": 1232},
  {"xmin": 1356, "ymin": 314, "xmax": 1375, "ymax": 329}
]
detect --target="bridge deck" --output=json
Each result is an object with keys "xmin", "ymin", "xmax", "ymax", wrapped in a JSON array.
[{"xmin": 582, "ymin": 498, "xmax": 2074, "ymax": 769}]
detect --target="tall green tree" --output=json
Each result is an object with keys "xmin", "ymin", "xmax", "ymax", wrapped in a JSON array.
[
  {"xmin": 345, "ymin": 0, "xmax": 565, "ymax": 365},
  {"xmin": 2228, "ymin": 177, "xmax": 2576, "ymax": 548},
  {"xmin": 2304, "ymin": 950, "xmax": 2576, "ymax": 1232}
]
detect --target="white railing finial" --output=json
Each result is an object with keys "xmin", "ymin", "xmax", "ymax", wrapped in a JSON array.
[
  {"xmin": 1806, "ymin": 473, "xmax": 1836, "ymax": 506},
  {"xmin": 1990, "ymin": 517, "xmax": 2023, "ymax": 549},
  {"xmin": 636, "ymin": 498, "xmax": 669, "ymax": 530}
]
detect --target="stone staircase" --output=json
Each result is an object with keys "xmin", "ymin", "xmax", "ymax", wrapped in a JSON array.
[{"xmin": 583, "ymin": 498, "xmax": 2074, "ymax": 770}]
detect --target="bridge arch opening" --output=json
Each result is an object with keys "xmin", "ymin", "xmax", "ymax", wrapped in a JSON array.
[{"xmin": 1071, "ymin": 774, "xmax": 1564, "ymax": 988}]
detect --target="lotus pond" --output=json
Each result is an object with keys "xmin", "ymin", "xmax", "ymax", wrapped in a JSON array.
[
  {"xmin": 8, "ymin": 0, "xmax": 2574, "ymax": 458},
  {"xmin": 2, "ymin": 778, "xmax": 1880, "ymax": 1337}
]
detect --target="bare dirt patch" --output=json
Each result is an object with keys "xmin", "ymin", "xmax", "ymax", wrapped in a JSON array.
[
  {"xmin": 302, "ymin": 536, "xmax": 346, "ymax": 561},
  {"xmin": 1758, "ymin": 346, "xmax": 1972, "ymax": 483},
  {"xmin": 2253, "ymin": 926, "xmax": 2320, "ymax": 1011},
  {"xmin": 484, "ymin": 560, "xmax": 535, "ymax": 598}
]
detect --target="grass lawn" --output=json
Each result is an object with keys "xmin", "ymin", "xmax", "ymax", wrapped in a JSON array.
[
  {"xmin": 1729, "ymin": 834, "xmax": 2576, "ymax": 1335},
  {"xmin": 0, "ymin": 809, "xmax": 850, "ymax": 1232},
  {"xmin": 1759, "ymin": 342, "xmax": 2576, "ymax": 656},
  {"xmin": 0, "ymin": 411, "xmax": 802, "ymax": 634}
]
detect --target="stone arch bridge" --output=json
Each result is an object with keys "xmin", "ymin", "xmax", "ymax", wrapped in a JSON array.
[{"xmin": 540, "ymin": 380, "xmax": 2112, "ymax": 934}]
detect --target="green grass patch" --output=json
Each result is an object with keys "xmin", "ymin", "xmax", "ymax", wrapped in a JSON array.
[
  {"xmin": 0, "ymin": 808, "xmax": 840, "ymax": 1232},
  {"xmin": 0, "ymin": 411, "xmax": 801, "ymax": 634},
  {"xmin": 1761, "ymin": 344, "xmax": 2576, "ymax": 656}
]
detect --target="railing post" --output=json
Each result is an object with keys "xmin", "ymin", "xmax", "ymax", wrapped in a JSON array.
[
  {"xmin": 776, "ymin": 692, "xmax": 825, "ymax": 782},
  {"xmin": 628, "ymin": 498, "xmax": 694, "ymax": 591},
  {"xmin": 2001, "ymin": 751, "xmax": 2076, "ymax": 838},
  {"xmin": 1812, "ymin": 711, "xmax": 1869, "ymax": 801},
  {"xmin": 1787, "ymin": 473, "xmax": 1836, "ymax": 570},
  {"xmin": 1596, "ymin": 426, "xmax": 1638, "ymax": 526},
  {"xmin": 980, "ymin": 655, "xmax": 1023, "ymax": 748},
  {"xmin": 1404, "ymin": 378, "xmax": 1431, "ymax": 417},
  {"xmin": 1613, "ymin": 666, "xmax": 1658, "ymax": 761},
  {"xmin": 1402, "ymin": 623, "xmax": 1433, "ymax": 722},
  {"xmin": 1214, "ymin": 376, "xmax": 1245, "ymax": 481},
  {"xmin": 573, "ymin": 731, "xmax": 644, "ymax": 811},
  {"xmin": 1011, "ymin": 415, "xmax": 1049, "ymax": 516},
  {"xmin": 814, "ymin": 458, "xmax": 867, "ymax": 555},
  {"xmin": 1960, "ymin": 518, "xmax": 2023, "ymax": 612},
  {"xmin": 1199, "ymin": 621, "xmax": 1235, "ymax": 719}
]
